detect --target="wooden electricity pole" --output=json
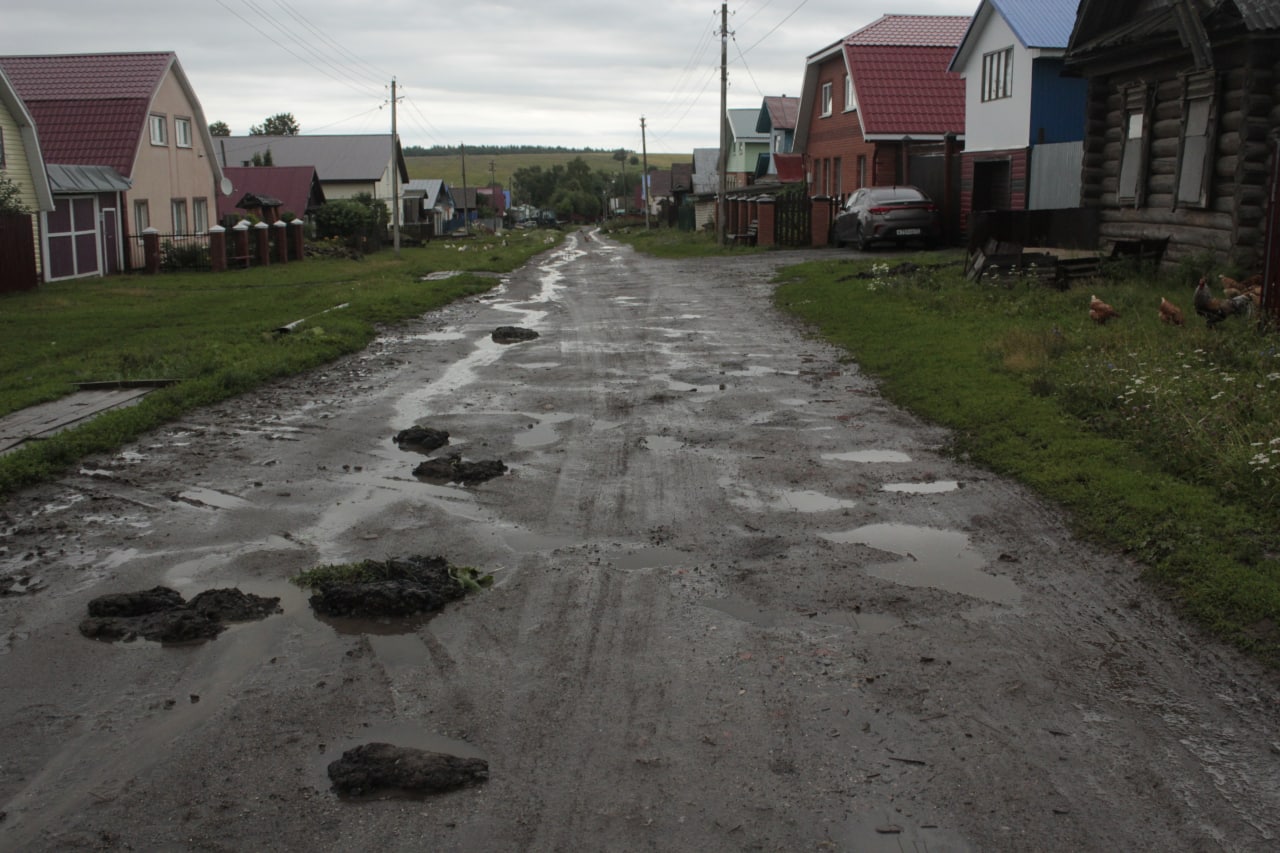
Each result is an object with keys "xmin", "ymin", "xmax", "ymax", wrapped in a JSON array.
[
  {"xmin": 641, "ymin": 116, "xmax": 650, "ymax": 230},
  {"xmin": 717, "ymin": 1, "xmax": 728, "ymax": 245}
]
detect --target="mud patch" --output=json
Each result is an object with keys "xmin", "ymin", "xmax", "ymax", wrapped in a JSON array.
[
  {"xmin": 78, "ymin": 585, "xmax": 282, "ymax": 644},
  {"xmin": 393, "ymin": 425, "xmax": 450, "ymax": 454},
  {"xmin": 413, "ymin": 454, "xmax": 507, "ymax": 485},
  {"xmin": 328, "ymin": 742, "xmax": 488, "ymax": 798},
  {"xmin": 492, "ymin": 326, "xmax": 539, "ymax": 344},
  {"xmin": 297, "ymin": 555, "xmax": 487, "ymax": 620}
]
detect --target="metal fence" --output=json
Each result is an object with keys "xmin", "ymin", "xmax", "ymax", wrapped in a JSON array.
[{"xmin": 126, "ymin": 231, "xmax": 213, "ymax": 272}]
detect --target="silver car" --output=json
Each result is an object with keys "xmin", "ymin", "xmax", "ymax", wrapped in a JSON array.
[{"xmin": 833, "ymin": 186, "xmax": 941, "ymax": 250}]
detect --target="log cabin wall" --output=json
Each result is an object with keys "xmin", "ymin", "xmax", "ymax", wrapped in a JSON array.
[{"xmin": 1077, "ymin": 30, "xmax": 1280, "ymax": 272}]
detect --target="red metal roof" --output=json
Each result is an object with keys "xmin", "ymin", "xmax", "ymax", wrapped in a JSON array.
[
  {"xmin": 847, "ymin": 14, "xmax": 971, "ymax": 46},
  {"xmin": 217, "ymin": 166, "xmax": 324, "ymax": 221},
  {"xmin": 0, "ymin": 52, "xmax": 174, "ymax": 177},
  {"xmin": 842, "ymin": 16, "xmax": 969, "ymax": 137},
  {"xmin": 774, "ymin": 153, "xmax": 805, "ymax": 183}
]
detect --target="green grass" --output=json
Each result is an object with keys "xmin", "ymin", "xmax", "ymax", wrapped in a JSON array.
[
  {"xmin": 0, "ymin": 230, "xmax": 564, "ymax": 495},
  {"xmin": 406, "ymin": 151, "xmax": 691, "ymax": 188},
  {"xmin": 770, "ymin": 253, "xmax": 1280, "ymax": 664}
]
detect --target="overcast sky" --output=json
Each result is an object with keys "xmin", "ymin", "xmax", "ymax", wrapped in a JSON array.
[{"xmin": 1, "ymin": 0, "xmax": 979, "ymax": 153}]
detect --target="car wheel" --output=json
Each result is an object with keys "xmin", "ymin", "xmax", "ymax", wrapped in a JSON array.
[{"xmin": 856, "ymin": 224, "xmax": 872, "ymax": 252}]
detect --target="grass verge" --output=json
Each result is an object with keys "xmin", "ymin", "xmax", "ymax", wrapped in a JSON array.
[
  {"xmin": 770, "ymin": 251, "xmax": 1279, "ymax": 664},
  {"xmin": 0, "ymin": 231, "xmax": 563, "ymax": 496}
]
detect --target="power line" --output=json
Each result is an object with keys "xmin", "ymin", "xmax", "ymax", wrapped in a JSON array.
[
  {"xmin": 740, "ymin": 0, "xmax": 812, "ymax": 56},
  {"xmin": 275, "ymin": 0, "xmax": 392, "ymax": 86}
]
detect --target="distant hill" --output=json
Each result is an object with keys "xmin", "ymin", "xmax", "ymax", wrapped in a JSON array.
[{"xmin": 404, "ymin": 149, "xmax": 692, "ymax": 189}]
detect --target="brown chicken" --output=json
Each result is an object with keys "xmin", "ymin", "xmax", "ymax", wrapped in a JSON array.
[
  {"xmin": 1089, "ymin": 294, "xmax": 1120, "ymax": 324},
  {"xmin": 1158, "ymin": 297, "xmax": 1184, "ymax": 326},
  {"xmin": 1195, "ymin": 277, "xmax": 1253, "ymax": 327}
]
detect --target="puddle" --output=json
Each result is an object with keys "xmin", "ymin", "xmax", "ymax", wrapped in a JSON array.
[
  {"xmin": 603, "ymin": 547, "xmax": 688, "ymax": 572},
  {"xmin": 703, "ymin": 595, "xmax": 899, "ymax": 635},
  {"xmin": 516, "ymin": 361, "xmax": 561, "ymax": 370},
  {"xmin": 667, "ymin": 379, "xmax": 724, "ymax": 394},
  {"xmin": 882, "ymin": 481, "xmax": 960, "ymax": 494},
  {"xmin": 415, "ymin": 331, "xmax": 467, "ymax": 341},
  {"xmin": 723, "ymin": 480, "xmax": 857, "ymax": 514},
  {"xmin": 640, "ymin": 434, "xmax": 683, "ymax": 452},
  {"xmin": 368, "ymin": 632, "xmax": 429, "ymax": 669},
  {"xmin": 823, "ymin": 450, "xmax": 913, "ymax": 463},
  {"xmin": 500, "ymin": 529, "xmax": 574, "ymax": 554},
  {"xmin": 175, "ymin": 487, "xmax": 252, "ymax": 510},
  {"xmin": 822, "ymin": 523, "xmax": 1020, "ymax": 605},
  {"xmin": 514, "ymin": 412, "xmax": 575, "ymax": 449}
]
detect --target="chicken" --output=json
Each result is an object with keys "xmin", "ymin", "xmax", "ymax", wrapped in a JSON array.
[
  {"xmin": 1194, "ymin": 277, "xmax": 1253, "ymax": 327},
  {"xmin": 1089, "ymin": 294, "xmax": 1120, "ymax": 324},
  {"xmin": 1158, "ymin": 297, "xmax": 1184, "ymax": 326}
]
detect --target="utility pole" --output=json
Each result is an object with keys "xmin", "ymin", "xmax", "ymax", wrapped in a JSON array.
[
  {"xmin": 717, "ymin": 1, "xmax": 729, "ymax": 246},
  {"xmin": 641, "ymin": 116, "xmax": 650, "ymax": 230},
  {"xmin": 489, "ymin": 159, "xmax": 498, "ymax": 230},
  {"xmin": 391, "ymin": 77, "xmax": 401, "ymax": 256},
  {"xmin": 461, "ymin": 142, "xmax": 471, "ymax": 235}
]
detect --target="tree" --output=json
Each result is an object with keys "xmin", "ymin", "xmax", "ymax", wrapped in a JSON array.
[
  {"xmin": 208, "ymin": 121, "xmax": 231, "ymax": 137},
  {"xmin": 0, "ymin": 172, "xmax": 32, "ymax": 215},
  {"xmin": 249, "ymin": 113, "xmax": 300, "ymax": 136}
]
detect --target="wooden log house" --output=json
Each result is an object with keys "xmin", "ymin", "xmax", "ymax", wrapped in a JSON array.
[{"xmin": 1065, "ymin": 0, "xmax": 1280, "ymax": 279}]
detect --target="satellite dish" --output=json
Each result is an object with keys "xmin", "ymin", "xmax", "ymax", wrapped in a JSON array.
[{"xmin": 220, "ymin": 177, "xmax": 233, "ymax": 196}]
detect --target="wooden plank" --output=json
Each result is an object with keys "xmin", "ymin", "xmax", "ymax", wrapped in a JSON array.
[{"xmin": 0, "ymin": 388, "xmax": 154, "ymax": 455}]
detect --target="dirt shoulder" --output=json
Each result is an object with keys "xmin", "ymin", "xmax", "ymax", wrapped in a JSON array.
[{"xmin": 1, "ymin": 233, "xmax": 1277, "ymax": 851}]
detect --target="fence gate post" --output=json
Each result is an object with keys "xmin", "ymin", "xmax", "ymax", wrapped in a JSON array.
[
  {"xmin": 254, "ymin": 222, "xmax": 271, "ymax": 267},
  {"xmin": 273, "ymin": 221, "xmax": 289, "ymax": 264},
  {"xmin": 811, "ymin": 196, "xmax": 833, "ymax": 248},
  {"xmin": 290, "ymin": 219, "xmax": 306, "ymax": 261},
  {"xmin": 209, "ymin": 226, "xmax": 227, "ymax": 272},
  {"xmin": 143, "ymin": 228, "xmax": 161, "ymax": 274}
]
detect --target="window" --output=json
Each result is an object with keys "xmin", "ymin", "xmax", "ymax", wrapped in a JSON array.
[
  {"xmin": 175, "ymin": 117, "xmax": 192, "ymax": 148},
  {"xmin": 1176, "ymin": 71, "xmax": 1217, "ymax": 208},
  {"xmin": 171, "ymin": 199, "xmax": 188, "ymax": 233},
  {"xmin": 857, "ymin": 155, "xmax": 867, "ymax": 189},
  {"xmin": 821, "ymin": 82, "xmax": 833, "ymax": 117},
  {"xmin": 133, "ymin": 200, "xmax": 150, "ymax": 231},
  {"xmin": 149, "ymin": 114, "xmax": 167, "ymax": 146},
  {"xmin": 844, "ymin": 75, "xmax": 856, "ymax": 111},
  {"xmin": 833, "ymin": 157, "xmax": 843, "ymax": 199},
  {"xmin": 193, "ymin": 198, "xmax": 209, "ymax": 233},
  {"xmin": 1118, "ymin": 85, "xmax": 1149, "ymax": 205},
  {"xmin": 981, "ymin": 47, "xmax": 1013, "ymax": 102},
  {"xmin": 0, "ymin": 129, "xmax": 6, "ymax": 169}
]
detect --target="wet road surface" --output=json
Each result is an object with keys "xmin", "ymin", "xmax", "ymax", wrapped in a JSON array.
[{"xmin": 2, "ymin": 231, "xmax": 1278, "ymax": 851}]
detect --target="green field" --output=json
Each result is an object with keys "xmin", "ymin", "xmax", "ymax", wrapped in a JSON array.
[{"xmin": 405, "ymin": 151, "xmax": 692, "ymax": 190}]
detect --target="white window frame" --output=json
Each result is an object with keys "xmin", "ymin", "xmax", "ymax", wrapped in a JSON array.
[
  {"xmin": 1176, "ymin": 71, "xmax": 1217, "ymax": 209},
  {"xmin": 844, "ymin": 74, "xmax": 855, "ymax": 111},
  {"xmin": 821, "ymin": 82, "xmax": 833, "ymax": 117},
  {"xmin": 133, "ymin": 199, "xmax": 150, "ymax": 231},
  {"xmin": 981, "ymin": 47, "xmax": 1013, "ymax": 102},
  {"xmin": 193, "ymin": 198, "xmax": 209, "ymax": 233},
  {"xmin": 175, "ymin": 116, "xmax": 193, "ymax": 148},
  {"xmin": 149, "ymin": 114, "xmax": 168, "ymax": 146},
  {"xmin": 171, "ymin": 198, "xmax": 188, "ymax": 234}
]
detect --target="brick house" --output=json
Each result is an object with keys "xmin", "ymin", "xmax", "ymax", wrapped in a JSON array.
[{"xmin": 795, "ymin": 15, "xmax": 970, "ymax": 236}]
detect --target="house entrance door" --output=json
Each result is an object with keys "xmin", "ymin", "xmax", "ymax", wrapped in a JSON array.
[{"xmin": 101, "ymin": 208, "xmax": 120, "ymax": 275}]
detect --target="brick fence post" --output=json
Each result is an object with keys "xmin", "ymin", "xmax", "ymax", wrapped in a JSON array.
[
  {"xmin": 290, "ymin": 219, "xmax": 306, "ymax": 260},
  {"xmin": 233, "ymin": 220, "xmax": 251, "ymax": 266},
  {"xmin": 143, "ymin": 228, "xmax": 161, "ymax": 274},
  {"xmin": 811, "ymin": 195, "xmax": 833, "ymax": 248},
  {"xmin": 209, "ymin": 225, "xmax": 227, "ymax": 272},
  {"xmin": 254, "ymin": 222, "xmax": 271, "ymax": 267},
  {"xmin": 756, "ymin": 196, "xmax": 776, "ymax": 248},
  {"xmin": 274, "ymin": 220, "xmax": 289, "ymax": 264}
]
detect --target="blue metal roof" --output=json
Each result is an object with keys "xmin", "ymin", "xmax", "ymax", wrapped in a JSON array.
[{"xmin": 991, "ymin": 0, "xmax": 1081, "ymax": 48}]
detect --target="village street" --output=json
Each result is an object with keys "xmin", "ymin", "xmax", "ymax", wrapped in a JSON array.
[{"xmin": 1, "ymin": 232, "xmax": 1278, "ymax": 852}]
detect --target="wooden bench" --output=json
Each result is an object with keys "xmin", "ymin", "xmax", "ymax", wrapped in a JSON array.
[{"xmin": 729, "ymin": 220, "xmax": 758, "ymax": 247}]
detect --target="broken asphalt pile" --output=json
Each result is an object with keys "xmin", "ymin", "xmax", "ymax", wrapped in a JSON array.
[{"xmin": 79, "ymin": 586, "xmax": 282, "ymax": 644}]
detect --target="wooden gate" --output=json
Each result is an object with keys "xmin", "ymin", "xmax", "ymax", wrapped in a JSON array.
[
  {"xmin": 773, "ymin": 191, "xmax": 812, "ymax": 247},
  {"xmin": 0, "ymin": 214, "xmax": 39, "ymax": 293}
]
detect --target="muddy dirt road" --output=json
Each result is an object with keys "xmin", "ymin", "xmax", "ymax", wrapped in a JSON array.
[{"xmin": 2, "ymin": 232, "xmax": 1278, "ymax": 851}]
